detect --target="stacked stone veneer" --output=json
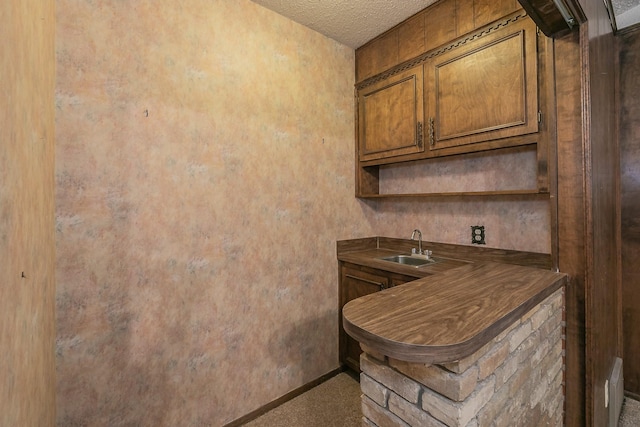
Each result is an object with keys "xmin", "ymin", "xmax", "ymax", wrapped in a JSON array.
[{"xmin": 359, "ymin": 288, "xmax": 564, "ymax": 427}]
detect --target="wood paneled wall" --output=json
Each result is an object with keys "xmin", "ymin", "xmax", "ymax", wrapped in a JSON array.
[
  {"xmin": 618, "ymin": 25, "xmax": 640, "ymax": 398},
  {"xmin": 554, "ymin": 29, "xmax": 587, "ymax": 426},
  {"xmin": 573, "ymin": 1, "xmax": 622, "ymax": 426},
  {"xmin": 0, "ymin": 0, "xmax": 57, "ymax": 425},
  {"xmin": 553, "ymin": 1, "xmax": 622, "ymax": 425}
]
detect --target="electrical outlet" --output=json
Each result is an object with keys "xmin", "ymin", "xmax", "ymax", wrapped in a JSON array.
[{"xmin": 471, "ymin": 225, "xmax": 485, "ymax": 245}]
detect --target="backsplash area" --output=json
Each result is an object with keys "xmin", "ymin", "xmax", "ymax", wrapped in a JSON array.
[
  {"xmin": 55, "ymin": 0, "xmax": 551, "ymax": 425},
  {"xmin": 374, "ymin": 197, "xmax": 550, "ymax": 253},
  {"xmin": 379, "ymin": 146, "xmax": 539, "ymax": 194}
]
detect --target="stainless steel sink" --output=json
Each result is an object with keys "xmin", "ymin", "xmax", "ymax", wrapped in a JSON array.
[{"xmin": 380, "ymin": 255, "xmax": 436, "ymax": 267}]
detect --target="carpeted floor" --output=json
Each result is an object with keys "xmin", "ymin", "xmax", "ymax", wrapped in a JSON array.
[
  {"xmin": 243, "ymin": 373, "xmax": 640, "ymax": 427},
  {"xmin": 619, "ymin": 397, "xmax": 640, "ymax": 426},
  {"xmin": 243, "ymin": 373, "xmax": 361, "ymax": 427}
]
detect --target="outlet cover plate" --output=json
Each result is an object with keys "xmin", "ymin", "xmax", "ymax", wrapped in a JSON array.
[{"xmin": 471, "ymin": 225, "xmax": 485, "ymax": 245}]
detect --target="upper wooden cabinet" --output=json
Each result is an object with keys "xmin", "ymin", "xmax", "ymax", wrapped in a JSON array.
[
  {"xmin": 357, "ymin": 64, "xmax": 424, "ymax": 162},
  {"xmin": 474, "ymin": 0, "xmax": 522, "ymax": 28},
  {"xmin": 399, "ymin": 12, "xmax": 427, "ymax": 64},
  {"xmin": 355, "ymin": 0, "xmax": 522, "ymax": 84},
  {"xmin": 353, "ymin": 2, "xmax": 553, "ymax": 198},
  {"xmin": 356, "ymin": 31, "xmax": 398, "ymax": 83},
  {"xmin": 424, "ymin": 0, "xmax": 459, "ymax": 52},
  {"xmin": 425, "ymin": 16, "xmax": 539, "ymax": 150}
]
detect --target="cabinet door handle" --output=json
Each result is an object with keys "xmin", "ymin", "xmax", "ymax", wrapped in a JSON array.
[
  {"xmin": 345, "ymin": 274, "xmax": 385, "ymax": 289},
  {"xmin": 429, "ymin": 117, "xmax": 435, "ymax": 147},
  {"xmin": 416, "ymin": 121, "xmax": 423, "ymax": 148}
]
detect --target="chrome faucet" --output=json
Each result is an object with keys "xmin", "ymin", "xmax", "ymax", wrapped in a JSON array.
[
  {"xmin": 410, "ymin": 229, "xmax": 432, "ymax": 259},
  {"xmin": 411, "ymin": 229, "xmax": 423, "ymax": 255}
]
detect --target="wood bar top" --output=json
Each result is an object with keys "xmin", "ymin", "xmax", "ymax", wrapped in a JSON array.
[
  {"xmin": 339, "ymin": 247, "xmax": 472, "ymax": 278},
  {"xmin": 342, "ymin": 261, "xmax": 566, "ymax": 364}
]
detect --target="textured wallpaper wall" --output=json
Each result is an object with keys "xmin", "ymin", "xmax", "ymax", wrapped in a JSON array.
[
  {"xmin": 55, "ymin": 0, "xmax": 551, "ymax": 425},
  {"xmin": 55, "ymin": 1, "xmax": 373, "ymax": 425},
  {"xmin": 1, "ymin": 0, "xmax": 57, "ymax": 425}
]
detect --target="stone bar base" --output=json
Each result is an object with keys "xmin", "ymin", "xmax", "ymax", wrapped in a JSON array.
[{"xmin": 359, "ymin": 288, "xmax": 564, "ymax": 427}]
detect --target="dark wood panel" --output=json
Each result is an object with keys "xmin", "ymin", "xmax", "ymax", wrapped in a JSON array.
[
  {"xmin": 343, "ymin": 262, "xmax": 565, "ymax": 363},
  {"xmin": 554, "ymin": 29, "xmax": 586, "ymax": 426},
  {"xmin": 536, "ymin": 30, "xmax": 556, "ymax": 195},
  {"xmin": 553, "ymin": 1, "xmax": 622, "ymax": 425},
  {"xmin": 580, "ymin": 1, "xmax": 622, "ymax": 425},
  {"xmin": 618, "ymin": 26, "xmax": 640, "ymax": 395}
]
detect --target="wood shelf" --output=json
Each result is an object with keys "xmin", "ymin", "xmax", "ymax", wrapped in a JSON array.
[{"xmin": 356, "ymin": 189, "xmax": 550, "ymax": 199}]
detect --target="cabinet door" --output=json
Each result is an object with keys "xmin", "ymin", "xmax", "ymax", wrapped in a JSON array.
[
  {"xmin": 358, "ymin": 64, "xmax": 425, "ymax": 162},
  {"xmin": 425, "ymin": 17, "xmax": 538, "ymax": 151},
  {"xmin": 340, "ymin": 266, "xmax": 389, "ymax": 371}
]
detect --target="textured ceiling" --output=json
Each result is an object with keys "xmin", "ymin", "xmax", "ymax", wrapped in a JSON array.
[
  {"xmin": 613, "ymin": 0, "xmax": 640, "ymax": 14},
  {"xmin": 250, "ymin": 0, "xmax": 640, "ymax": 48},
  {"xmin": 612, "ymin": 0, "xmax": 640, "ymax": 28},
  {"xmin": 250, "ymin": 0, "xmax": 438, "ymax": 48}
]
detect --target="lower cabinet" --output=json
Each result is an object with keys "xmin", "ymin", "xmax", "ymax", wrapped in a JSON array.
[{"xmin": 338, "ymin": 262, "xmax": 418, "ymax": 372}]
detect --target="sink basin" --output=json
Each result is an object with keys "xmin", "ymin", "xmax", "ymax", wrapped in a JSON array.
[{"xmin": 380, "ymin": 255, "xmax": 436, "ymax": 267}]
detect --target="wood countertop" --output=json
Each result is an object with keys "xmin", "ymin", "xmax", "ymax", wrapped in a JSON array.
[
  {"xmin": 342, "ymin": 260, "xmax": 566, "ymax": 364},
  {"xmin": 338, "ymin": 247, "xmax": 472, "ymax": 278}
]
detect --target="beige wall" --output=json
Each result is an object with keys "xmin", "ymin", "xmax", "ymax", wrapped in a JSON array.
[
  {"xmin": 0, "ymin": 0, "xmax": 57, "ymax": 425},
  {"xmin": 55, "ymin": 0, "xmax": 551, "ymax": 425},
  {"xmin": 55, "ymin": 1, "xmax": 373, "ymax": 424}
]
